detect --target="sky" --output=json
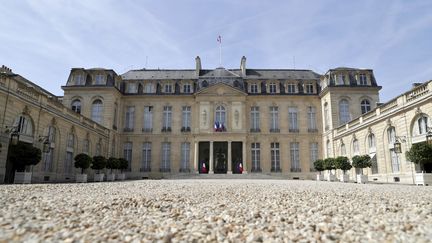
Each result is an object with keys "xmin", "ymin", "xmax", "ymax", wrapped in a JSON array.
[{"xmin": 1, "ymin": 0, "xmax": 432, "ymax": 102}]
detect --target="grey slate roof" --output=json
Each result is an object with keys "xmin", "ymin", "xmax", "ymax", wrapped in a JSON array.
[
  {"xmin": 122, "ymin": 69, "xmax": 196, "ymax": 80},
  {"xmin": 245, "ymin": 69, "xmax": 321, "ymax": 80}
]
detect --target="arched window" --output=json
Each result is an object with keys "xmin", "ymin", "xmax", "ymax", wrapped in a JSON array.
[
  {"xmin": 368, "ymin": 133, "xmax": 376, "ymax": 152},
  {"xmin": 387, "ymin": 127, "xmax": 396, "ymax": 144},
  {"xmin": 144, "ymin": 83, "xmax": 153, "ymax": 93},
  {"xmin": 233, "ymin": 80, "xmax": 240, "ymax": 88},
  {"xmin": 42, "ymin": 126, "xmax": 56, "ymax": 172},
  {"xmin": 71, "ymin": 99, "xmax": 81, "ymax": 114},
  {"xmin": 65, "ymin": 133, "xmax": 75, "ymax": 174},
  {"xmin": 360, "ymin": 99, "xmax": 371, "ymax": 114},
  {"xmin": 215, "ymin": 106, "xmax": 226, "ymax": 131},
  {"xmin": 353, "ymin": 139, "xmax": 359, "ymax": 155},
  {"xmin": 326, "ymin": 140, "xmax": 331, "ymax": 157},
  {"xmin": 91, "ymin": 99, "xmax": 103, "ymax": 123},
  {"xmin": 340, "ymin": 143, "xmax": 346, "ymax": 156},
  {"xmin": 324, "ymin": 102, "xmax": 329, "ymax": 130},
  {"xmin": 14, "ymin": 115, "xmax": 33, "ymax": 136},
  {"xmin": 201, "ymin": 80, "xmax": 208, "ymax": 88},
  {"xmin": 339, "ymin": 99, "xmax": 350, "ymax": 124},
  {"xmin": 417, "ymin": 115, "xmax": 429, "ymax": 135}
]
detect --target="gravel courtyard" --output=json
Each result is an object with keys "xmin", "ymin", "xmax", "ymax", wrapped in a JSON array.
[{"xmin": 1, "ymin": 180, "xmax": 431, "ymax": 242}]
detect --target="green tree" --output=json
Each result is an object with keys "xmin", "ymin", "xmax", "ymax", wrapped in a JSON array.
[
  {"xmin": 74, "ymin": 153, "xmax": 92, "ymax": 174},
  {"xmin": 106, "ymin": 157, "xmax": 119, "ymax": 174},
  {"xmin": 352, "ymin": 155, "xmax": 372, "ymax": 174},
  {"xmin": 8, "ymin": 142, "xmax": 42, "ymax": 172},
  {"xmin": 118, "ymin": 158, "xmax": 129, "ymax": 173},
  {"xmin": 406, "ymin": 142, "xmax": 432, "ymax": 172},
  {"xmin": 92, "ymin": 156, "xmax": 107, "ymax": 173},
  {"xmin": 335, "ymin": 156, "xmax": 352, "ymax": 174},
  {"xmin": 313, "ymin": 159, "xmax": 325, "ymax": 174},
  {"xmin": 323, "ymin": 158, "xmax": 336, "ymax": 172}
]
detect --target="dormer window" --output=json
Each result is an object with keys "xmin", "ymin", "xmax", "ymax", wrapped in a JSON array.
[
  {"xmin": 164, "ymin": 84, "xmax": 173, "ymax": 93},
  {"xmin": 95, "ymin": 74, "xmax": 104, "ymax": 85},
  {"xmin": 144, "ymin": 83, "xmax": 154, "ymax": 93},
  {"xmin": 250, "ymin": 83, "xmax": 258, "ymax": 93},
  {"xmin": 304, "ymin": 83, "xmax": 314, "ymax": 94},
  {"xmin": 359, "ymin": 74, "xmax": 367, "ymax": 85},
  {"xmin": 183, "ymin": 83, "xmax": 192, "ymax": 93},
  {"xmin": 336, "ymin": 74, "xmax": 345, "ymax": 85},
  {"xmin": 287, "ymin": 83, "xmax": 296, "ymax": 94},
  {"xmin": 127, "ymin": 83, "xmax": 137, "ymax": 93},
  {"xmin": 74, "ymin": 75, "xmax": 84, "ymax": 85},
  {"xmin": 269, "ymin": 83, "xmax": 277, "ymax": 94}
]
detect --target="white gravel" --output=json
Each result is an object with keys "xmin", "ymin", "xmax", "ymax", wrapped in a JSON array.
[{"xmin": 0, "ymin": 179, "xmax": 431, "ymax": 242}]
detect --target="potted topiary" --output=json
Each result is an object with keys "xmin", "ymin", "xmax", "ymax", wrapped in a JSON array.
[
  {"xmin": 323, "ymin": 158, "xmax": 336, "ymax": 181},
  {"xmin": 92, "ymin": 156, "xmax": 107, "ymax": 182},
  {"xmin": 335, "ymin": 156, "xmax": 352, "ymax": 183},
  {"xmin": 117, "ymin": 158, "xmax": 128, "ymax": 180},
  {"xmin": 406, "ymin": 142, "xmax": 432, "ymax": 186},
  {"xmin": 352, "ymin": 155, "xmax": 371, "ymax": 184},
  {"xmin": 106, "ymin": 157, "xmax": 119, "ymax": 181},
  {"xmin": 74, "ymin": 153, "xmax": 92, "ymax": 183},
  {"xmin": 8, "ymin": 142, "xmax": 42, "ymax": 184},
  {"xmin": 313, "ymin": 159, "xmax": 325, "ymax": 181}
]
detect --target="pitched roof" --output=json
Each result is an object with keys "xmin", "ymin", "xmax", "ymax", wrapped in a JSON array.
[{"xmin": 121, "ymin": 69, "xmax": 196, "ymax": 80}]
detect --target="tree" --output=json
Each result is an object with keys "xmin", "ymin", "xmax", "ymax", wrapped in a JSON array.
[
  {"xmin": 352, "ymin": 155, "xmax": 372, "ymax": 174},
  {"xmin": 118, "ymin": 158, "xmax": 129, "ymax": 173},
  {"xmin": 323, "ymin": 158, "xmax": 336, "ymax": 172},
  {"xmin": 106, "ymin": 157, "xmax": 119, "ymax": 174},
  {"xmin": 74, "ymin": 153, "xmax": 92, "ymax": 174},
  {"xmin": 92, "ymin": 156, "xmax": 107, "ymax": 173},
  {"xmin": 335, "ymin": 156, "xmax": 352, "ymax": 174},
  {"xmin": 313, "ymin": 159, "xmax": 325, "ymax": 174},
  {"xmin": 8, "ymin": 142, "xmax": 42, "ymax": 172},
  {"xmin": 406, "ymin": 142, "xmax": 432, "ymax": 172}
]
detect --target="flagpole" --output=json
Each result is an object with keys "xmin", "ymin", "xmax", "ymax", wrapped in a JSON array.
[{"xmin": 218, "ymin": 35, "xmax": 222, "ymax": 67}]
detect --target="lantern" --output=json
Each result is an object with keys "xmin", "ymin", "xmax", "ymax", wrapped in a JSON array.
[
  {"xmin": 11, "ymin": 132, "xmax": 19, "ymax": 145},
  {"xmin": 394, "ymin": 140, "xmax": 402, "ymax": 153}
]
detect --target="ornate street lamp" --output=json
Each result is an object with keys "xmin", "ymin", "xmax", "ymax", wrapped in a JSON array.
[
  {"xmin": 42, "ymin": 140, "xmax": 50, "ymax": 153},
  {"xmin": 427, "ymin": 130, "xmax": 432, "ymax": 146},
  {"xmin": 10, "ymin": 132, "xmax": 19, "ymax": 145},
  {"xmin": 394, "ymin": 140, "xmax": 402, "ymax": 153}
]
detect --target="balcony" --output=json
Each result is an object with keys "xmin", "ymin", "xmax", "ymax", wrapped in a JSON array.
[
  {"xmin": 159, "ymin": 168, "xmax": 171, "ymax": 173},
  {"xmin": 140, "ymin": 167, "xmax": 151, "ymax": 172},
  {"xmin": 142, "ymin": 128, "xmax": 153, "ymax": 133},
  {"xmin": 271, "ymin": 167, "xmax": 282, "ymax": 172},
  {"xmin": 179, "ymin": 168, "xmax": 190, "ymax": 173},
  {"xmin": 308, "ymin": 128, "xmax": 318, "ymax": 133},
  {"xmin": 269, "ymin": 128, "xmax": 280, "ymax": 133},
  {"xmin": 289, "ymin": 128, "xmax": 299, "ymax": 133},
  {"xmin": 161, "ymin": 127, "xmax": 172, "ymax": 133},
  {"xmin": 181, "ymin": 127, "xmax": 191, "ymax": 133},
  {"xmin": 290, "ymin": 168, "xmax": 301, "ymax": 173},
  {"xmin": 123, "ymin": 128, "xmax": 134, "ymax": 132},
  {"xmin": 250, "ymin": 128, "xmax": 261, "ymax": 133}
]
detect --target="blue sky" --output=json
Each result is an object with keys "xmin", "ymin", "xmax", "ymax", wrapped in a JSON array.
[{"xmin": 1, "ymin": 0, "xmax": 431, "ymax": 101}]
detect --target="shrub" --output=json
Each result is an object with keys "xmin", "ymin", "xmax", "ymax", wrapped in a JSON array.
[
  {"xmin": 92, "ymin": 156, "xmax": 107, "ymax": 173},
  {"xmin": 352, "ymin": 155, "xmax": 372, "ymax": 174},
  {"xmin": 118, "ymin": 158, "xmax": 129, "ymax": 173},
  {"xmin": 106, "ymin": 157, "xmax": 119, "ymax": 173},
  {"xmin": 74, "ymin": 153, "xmax": 92, "ymax": 174},
  {"xmin": 335, "ymin": 156, "xmax": 352, "ymax": 174},
  {"xmin": 8, "ymin": 141, "xmax": 42, "ymax": 172},
  {"xmin": 323, "ymin": 158, "xmax": 336, "ymax": 171},
  {"xmin": 313, "ymin": 159, "xmax": 325, "ymax": 173},
  {"xmin": 406, "ymin": 142, "xmax": 432, "ymax": 171}
]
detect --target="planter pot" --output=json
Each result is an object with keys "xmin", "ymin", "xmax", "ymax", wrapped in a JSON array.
[
  {"xmin": 356, "ymin": 174, "xmax": 368, "ymax": 184},
  {"xmin": 94, "ymin": 173, "xmax": 104, "ymax": 182},
  {"xmin": 340, "ymin": 174, "xmax": 349, "ymax": 183},
  {"xmin": 116, "ymin": 173, "xmax": 126, "ymax": 181},
  {"xmin": 316, "ymin": 174, "xmax": 324, "ymax": 181},
  {"xmin": 326, "ymin": 172, "xmax": 336, "ymax": 182},
  {"xmin": 107, "ymin": 174, "xmax": 115, "ymax": 181},
  {"xmin": 415, "ymin": 172, "xmax": 432, "ymax": 186},
  {"xmin": 76, "ymin": 174, "xmax": 88, "ymax": 183},
  {"xmin": 14, "ymin": 172, "xmax": 32, "ymax": 184}
]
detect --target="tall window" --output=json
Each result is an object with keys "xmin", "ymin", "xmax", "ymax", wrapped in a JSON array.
[
  {"xmin": 290, "ymin": 142, "xmax": 300, "ymax": 172},
  {"xmin": 144, "ymin": 83, "xmax": 153, "ymax": 93},
  {"xmin": 251, "ymin": 143, "xmax": 261, "ymax": 172},
  {"xmin": 215, "ymin": 106, "xmax": 226, "ymax": 131},
  {"xmin": 340, "ymin": 143, "xmax": 346, "ymax": 156},
  {"xmin": 310, "ymin": 142, "xmax": 318, "ymax": 172},
  {"xmin": 337, "ymin": 74, "xmax": 345, "ymax": 85},
  {"xmin": 361, "ymin": 99, "xmax": 371, "ymax": 114},
  {"xmin": 418, "ymin": 115, "xmax": 428, "ymax": 134},
  {"xmin": 180, "ymin": 142, "xmax": 190, "ymax": 172},
  {"xmin": 182, "ymin": 106, "xmax": 191, "ymax": 131},
  {"xmin": 270, "ymin": 142, "xmax": 280, "ymax": 172},
  {"xmin": 162, "ymin": 106, "xmax": 172, "ymax": 131},
  {"xmin": 287, "ymin": 83, "xmax": 296, "ymax": 93},
  {"xmin": 15, "ymin": 115, "xmax": 33, "ymax": 136},
  {"xmin": 141, "ymin": 142, "xmax": 151, "ymax": 172},
  {"xmin": 270, "ymin": 106, "xmax": 279, "ymax": 132},
  {"xmin": 368, "ymin": 134, "xmax": 376, "ymax": 152},
  {"xmin": 304, "ymin": 84, "xmax": 314, "ymax": 94},
  {"xmin": 127, "ymin": 83, "xmax": 137, "ymax": 93},
  {"xmin": 390, "ymin": 149, "xmax": 400, "ymax": 173},
  {"xmin": 288, "ymin": 107, "xmax": 298, "ymax": 132},
  {"xmin": 387, "ymin": 127, "xmax": 396, "ymax": 144},
  {"xmin": 164, "ymin": 84, "xmax": 173, "ymax": 93},
  {"xmin": 71, "ymin": 100, "xmax": 81, "ymax": 114},
  {"xmin": 95, "ymin": 74, "xmax": 104, "ymax": 85},
  {"xmin": 324, "ymin": 102, "xmax": 329, "ymax": 130},
  {"xmin": 250, "ymin": 106, "xmax": 260, "ymax": 132},
  {"xmin": 74, "ymin": 74, "xmax": 84, "ymax": 85},
  {"xmin": 65, "ymin": 133, "xmax": 74, "ymax": 174},
  {"xmin": 307, "ymin": 106, "xmax": 317, "ymax": 132},
  {"xmin": 269, "ymin": 83, "xmax": 277, "ymax": 94},
  {"xmin": 183, "ymin": 83, "xmax": 192, "ymax": 93},
  {"xmin": 359, "ymin": 74, "xmax": 367, "ymax": 85},
  {"xmin": 83, "ymin": 139, "xmax": 90, "ymax": 154},
  {"xmin": 123, "ymin": 142, "xmax": 132, "ymax": 171},
  {"xmin": 95, "ymin": 142, "xmax": 101, "ymax": 156},
  {"xmin": 42, "ymin": 126, "xmax": 56, "ymax": 172},
  {"xmin": 143, "ymin": 106, "xmax": 153, "ymax": 132},
  {"xmin": 124, "ymin": 106, "xmax": 135, "ymax": 131},
  {"xmin": 113, "ymin": 103, "xmax": 118, "ymax": 129},
  {"xmin": 326, "ymin": 140, "xmax": 331, "ymax": 157},
  {"xmin": 161, "ymin": 142, "xmax": 171, "ymax": 172},
  {"xmin": 91, "ymin": 99, "xmax": 103, "ymax": 123},
  {"xmin": 250, "ymin": 83, "xmax": 258, "ymax": 93},
  {"xmin": 353, "ymin": 139, "xmax": 359, "ymax": 155},
  {"xmin": 339, "ymin": 99, "xmax": 350, "ymax": 124}
]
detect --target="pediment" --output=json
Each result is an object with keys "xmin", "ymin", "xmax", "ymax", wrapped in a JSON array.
[
  {"xmin": 196, "ymin": 83, "xmax": 247, "ymax": 96},
  {"xmin": 200, "ymin": 68, "xmax": 240, "ymax": 78}
]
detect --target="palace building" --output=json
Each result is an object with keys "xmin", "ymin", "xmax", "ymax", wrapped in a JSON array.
[{"xmin": 0, "ymin": 57, "xmax": 431, "ymax": 184}]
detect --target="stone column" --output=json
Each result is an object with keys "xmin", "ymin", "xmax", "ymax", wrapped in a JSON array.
[
  {"xmin": 242, "ymin": 141, "xmax": 247, "ymax": 174},
  {"xmin": 227, "ymin": 141, "xmax": 232, "ymax": 174},
  {"xmin": 209, "ymin": 141, "xmax": 214, "ymax": 174},
  {"xmin": 194, "ymin": 141, "xmax": 198, "ymax": 173}
]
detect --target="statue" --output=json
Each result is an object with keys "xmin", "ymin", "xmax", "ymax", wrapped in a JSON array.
[
  {"xmin": 234, "ymin": 110, "xmax": 240, "ymax": 126},
  {"xmin": 201, "ymin": 110, "xmax": 207, "ymax": 126}
]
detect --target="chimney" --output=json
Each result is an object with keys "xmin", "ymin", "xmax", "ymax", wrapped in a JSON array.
[
  {"xmin": 195, "ymin": 56, "xmax": 201, "ymax": 76},
  {"xmin": 240, "ymin": 56, "xmax": 246, "ymax": 76},
  {"xmin": 0, "ymin": 65, "xmax": 13, "ymax": 74},
  {"xmin": 412, "ymin": 82, "xmax": 423, "ymax": 88}
]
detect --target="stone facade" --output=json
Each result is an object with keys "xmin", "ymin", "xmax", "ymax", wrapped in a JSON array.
[{"xmin": 1, "ymin": 57, "xmax": 431, "ymax": 184}]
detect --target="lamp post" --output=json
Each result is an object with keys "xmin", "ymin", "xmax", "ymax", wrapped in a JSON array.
[
  {"xmin": 426, "ymin": 127, "xmax": 432, "ymax": 146},
  {"xmin": 38, "ymin": 136, "xmax": 50, "ymax": 153},
  {"xmin": 394, "ymin": 136, "xmax": 406, "ymax": 154},
  {"xmin": 10, "ymin": 131, "xmax": 19, "ymax": 146}
]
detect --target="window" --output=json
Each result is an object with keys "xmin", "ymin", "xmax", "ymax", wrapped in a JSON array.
[
  {"xmin": 182, "ymin": 106, "xmax": 191, "ymax": 131},
  {"xmin": 164, "ymin": 84, "xmax": 173, "ymax": 93},
  {"xmin": 271, "ymin": 142, "xmax": 280, "ymax": 172},
  {"xmin": 111, "ymin": 138, "xmax": 116, "ymax": 157},
  {"xmin": 359, "ymin": 74, "xmax": 367, "ymax": 85},
  {"xmin": 304, "ymin": 84, "xmax": 314, "ymax": 94},
  {"xmin": 361, "ymin": 99, "xmax": 371, "ymax": 114},
  {"xmin": 143, "ymin": 106, "xmax": 153, "ymax": 132},
  {"xmin": 91, "ymin": 99, "xmax": 103, "ymax": 123},
  {"xmin": 326, "ymin": 140, "xmax": 331, "ymax": 157},
  {"xmin": 71, "ymin": 100, "xmax": 81, "ymax": 114},
  {"xmin": 141, "ymin": 142, "xmax": 151, "ymax": 172},
  {"xmin": 113, "ymin": 103, "xmax": 118, "ymax": 129},
  {"xmin": 42, "ymin": 126, "xmax": 56, "ymax": 172},
  {"xmin": 339, "ymin": 99, "xmax": 350, "ymax": 124},
  {"xmin": 290, "ymin": 142, "xmax": 300, "ymax": 172},
  {"xmin": 288, "ymin": 107, "xmax": 298, "ymax": 132},
  {"xmin": 127, "ymin": 83, "xmax": 137, "ymax": 93},
  {"xmin": 74, "ymin": 74, "xmax": 84, "ymax": 85},
  {"xmin": 124, "ymin": 106, "xmax": 135, "ymax": 131},
  {"xmin": 183, "ymin": 83, "xmax": 192, "ymax": 93},
  {"xmin": 387, "ymin": 127, "xmax": 396, "ymax": 144},
  {"xmin": 95, "ymin": 74, "xmax": 104, "ymax": 85},
  {"xmin": 144, "ymin": 83, "xmax": 154, "ymax": 93},
  {"xmin": 95, "ymin": 142, "xmax": 101, "ymax": 156},
  {"xmin": 251, "ymin": 143, "xmax": 261, "ymax": 172},
  {"xmin": 418, "ymin": 115, "xmax": 428, "ymax": 135},
  {"xmin": 67, "ymin": 133, "xmax": 74, "ymax": 149},
  {"xmin": 340, "ymin": 143, "xmax": 346, "ymax": 156},
  {"xmin": 250, "ymin": 106, "xmax": 260, "ymax": 132},
  {"xmin": 368, "ymin": 134, "xmax": 376, "ymax": 152},
  {"xmin": 180, "ymin": 142, "xmax": 190, "ymax": 172},
  {"xmin": 337, "ymin": 74, "xmax": 345, "ymax": 85},
  {"xmin": 201, "ymin": 80, "xmax": 208, "ymax": 88},
  {"xmin": 310, "ymin": 142, "xmax": 318, "ymax": 172},
  {"xmin": 15, "ymin": 115, "xmax": 33, "ymax": 136},
  {"xmin": 65, "ymin": 133, "xmax": 74, "ymax": 174},
  {"xmin": 214, "ymin": 106, "xmax": 226, "ymax": 131},
  {"xmin": 307, "ymin": 106, "xmax": 317, "ymax": 132},
  {"xmin": 161, "ymin": 142, "xmax": 171, "ymax": 172},
  {"xmin": 287, "ymin": 83, "xmax": 296, "ymax": 94},
  {"xmin": 353, "ymin": 139, "xmax": 359, "ymax": 155},
  {"xmin": 324, "ymin": 103, "xmax": 329, "ymax": 130},
  {"xmin": 123, "ymin": 142, "xmax": 132, "ymax": 171},
  {"xmin": 162, "ymin": 106, "xmax": 172, "ymax": 132},
  {"xmin": 371, "ymin": 155, "xmax": 378, "ymax": 174},
  {"xmin": 270, "ymin": 106, "xmax": 279, "ymax": 132},
  {"xmin": 269, "ymin": 83, "xmax": 277, "ymax": 94},
  {"xmin": 250, "ymin": 83, "xmax": 258, "ymax": 93},
  {"xmin": 83, "ymin": 139, "xmax": 89, "ymax": 154},
  {"xmin": 390, "ymin": 149, "xmax": 400, "ymax": 173}
]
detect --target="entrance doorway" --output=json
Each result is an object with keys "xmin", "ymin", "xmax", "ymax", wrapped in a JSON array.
[
  {"xmin": 198, "ymin": 142, "xmax": 209, "ymax": 173},
  {"xmin": 214, "ymin": 142, "xmax": 227, "ymax": 174},
  {"xmin": 232, "ymin": 142, "xmax": 243, "ymax": 174}
]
